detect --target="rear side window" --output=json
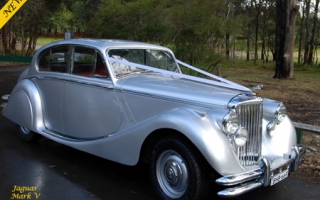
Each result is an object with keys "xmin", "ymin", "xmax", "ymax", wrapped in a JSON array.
[
  {"xmin": 38, "ymin": 45, "xmax": 109, "ymax": 78},
  {"xmin": 38, "ymin": 45, "xmax": 70, "ymax": 73}
]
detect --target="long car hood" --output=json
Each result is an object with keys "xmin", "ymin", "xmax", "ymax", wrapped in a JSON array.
[{"xmin": 118, "ymin": 74, "xmax": 246, "ymax": 108}]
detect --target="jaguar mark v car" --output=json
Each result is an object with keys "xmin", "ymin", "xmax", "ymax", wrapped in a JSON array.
[{"xmin": 2, "ymin": 39, "xmax": 305, "ymax": 199}]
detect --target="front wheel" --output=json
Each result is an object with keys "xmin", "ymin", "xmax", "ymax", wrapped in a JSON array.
[
  {"xmin": 149, "ymin": 136, "xmax": 209, "ymax": 200},
  {"xmin": 18, "ymin": 125, "xmax": 42, "ymax": 142}
]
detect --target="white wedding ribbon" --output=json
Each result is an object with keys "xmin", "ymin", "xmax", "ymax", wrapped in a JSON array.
[{"xmin": 106, "ymin": 57, "xmax": 250, "ymax": 92}]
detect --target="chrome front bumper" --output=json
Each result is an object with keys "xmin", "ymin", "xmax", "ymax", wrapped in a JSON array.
[{"xmin": 216, "ymin": 145, "xmax": 305, "ymax": 197}]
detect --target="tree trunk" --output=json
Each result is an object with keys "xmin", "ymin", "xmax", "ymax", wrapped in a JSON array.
[
  {"xmin": 226, "ymin": 33, "xmax": 230, "ymax": 59},
  {"xmin": 246, "ymin": 2, "xmax": 254, "ymax": 61},
  {"xmin": 2, "ymin": 27, "xmax": 9, "ymax": 54},
  {"xmin": 21, "ymin": 26, "xmax": 25, "ymax": 56},
  {"xmin": 261, "ymin": 37, "xmax": 265, "ymax": 63},
  {"xmin": 298, "ymin": 2, "xmax": 305, "ymax": 64},
  {"xmin": 11, "ymin": 37, "xmax": 17, "ymax": 56},
  {"xmin": 254, "ymin": 0, "xmax": 261, "ymax": 65},
  {"xmin": 308, "ymin": 0, "xmax": 319, "ymax": 64},
  {"xmin": 246, "ymin": 34, "xmax": 250, "ymax": 61},
  {"xmin": 303, "ymin": 0, "xmax": 310, "ymax": 64},
  {"xmin": 274, "ymin": 0, "xmax": 298, "ymax": 79}
]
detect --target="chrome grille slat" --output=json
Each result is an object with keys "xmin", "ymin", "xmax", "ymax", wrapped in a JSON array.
[{"xmin": 236, "ymin": 103, "xmax": 262, "ymax": 166}]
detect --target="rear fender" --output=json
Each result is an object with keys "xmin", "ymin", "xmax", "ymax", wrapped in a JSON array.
[{"xmin": 3, "ymin": 79, "xmax": 44, "ymax": 133}]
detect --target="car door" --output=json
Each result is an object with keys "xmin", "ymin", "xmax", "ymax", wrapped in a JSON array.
[
  {"xmin": 34, "ymin": 45, "xmax": 71, "ymax": 133},
  {"xmin": 63, "ymin": 46, "xmax": 122, "ymax": 140}
]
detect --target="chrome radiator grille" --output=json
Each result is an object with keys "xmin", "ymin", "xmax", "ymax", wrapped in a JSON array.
[{"xmin": 236, "ymin": 103, "xmax": 263, "ymax": 166}]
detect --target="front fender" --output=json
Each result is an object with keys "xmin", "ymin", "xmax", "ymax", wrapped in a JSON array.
[
  {"xmin": 3, "ymin": 79, "xmax": 44, "ymax": 133},
  {"xmin": 141, "ymin": 108, "xmax": 245, "ymax": 176},
  {"xmin": 153, "ymin": 109, "xmax": 244, "ymax": 175},
  {"xmin": 261, "ymin": 116, "xmax": 297, "ymax": 159}
]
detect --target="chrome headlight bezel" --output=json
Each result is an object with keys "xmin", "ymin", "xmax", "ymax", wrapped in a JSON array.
[
  {"xmin": 275, "ymin": 103, "xmax": 287, "ymax": 124},
  {"xmin": 223, "ymin": 110, "xmax": 239, "ymax": 135},
  {"xmin": 267, "ymin": 103, "xmax": 287, "ymax": 138},
  {"xmin": 263, "ymin": 99, "xmax": 288, "ymax": 138},
  {"xmin": 223, "ymin": 110, "xmax": 248, "ymax": 147}
]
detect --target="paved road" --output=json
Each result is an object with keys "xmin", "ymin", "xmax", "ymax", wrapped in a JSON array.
[{"xmin": 0, "ymin": 66, "xmax": 319, "ymax": 200}]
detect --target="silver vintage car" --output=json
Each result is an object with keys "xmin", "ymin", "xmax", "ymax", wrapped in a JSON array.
[{"xmin": 3, "ymin": 39, "xmax": 305, "ymax": 199}]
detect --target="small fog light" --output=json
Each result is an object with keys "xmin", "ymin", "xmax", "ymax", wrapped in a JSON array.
[{"xmin": 234, "ymin": 127, "xmax": 248, "ymax": 147}]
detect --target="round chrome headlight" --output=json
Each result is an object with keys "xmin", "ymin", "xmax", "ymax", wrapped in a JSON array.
[
  {"xmin": 275, "ymin": 103, "xmax": 287, "ymax": 123},
  {"xmin": 234, "ymin": 127, "xmax": 248, "ymax": 147},
  {"xmin": 223, "ymin": 110, "xmax": 239, "ymax": 135}
]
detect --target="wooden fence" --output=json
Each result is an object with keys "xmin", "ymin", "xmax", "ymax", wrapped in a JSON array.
[{"xmin": 294, "ymin": 122, "xmax": 320, "ymax": 143}]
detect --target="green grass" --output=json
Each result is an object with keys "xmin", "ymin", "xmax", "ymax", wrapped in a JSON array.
[
  {"xmin": 209, "ymin": 59, "xmax": 320, "ymax": 90},
  {"xmin": 36, "ymin": 37, "xmax": 62, "ymax": 46}
]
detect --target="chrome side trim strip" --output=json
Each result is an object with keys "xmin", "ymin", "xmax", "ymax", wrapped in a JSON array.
[{"xmin": 42, "ymin": 129, "xmax": 110, "ymax": 142}]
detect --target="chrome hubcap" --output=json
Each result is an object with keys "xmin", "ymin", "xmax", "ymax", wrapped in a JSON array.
[
  {"xmin": 165, "ymin": 160, "xmax": 180, "ymax": 185},
  {"xmin": 156, "ymin": 150, "xmax": 188, "ymax": 198}
]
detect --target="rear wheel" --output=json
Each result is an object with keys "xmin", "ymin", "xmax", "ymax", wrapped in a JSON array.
[
  {"xmin": 19, "ymin": 125, "xmax": 42, "ymax": 142},
  {"xmin": 149, "ymin": 136, "xmax": 209, "ymax": 200}
]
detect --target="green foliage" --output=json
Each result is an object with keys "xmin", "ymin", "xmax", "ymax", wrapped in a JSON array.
[
  {"xmin": 85, "ymin": 0, "xmax": 237, "ymax": 66},
  {"xmin": 76, "ymin": 54, "xmax": 94, "ymax": 63},
  {"xmin": 1, "ymin": 0, "xmax": 313, "ymax": 75},
  {"xmin": 50, "ymin": 4, "xmax": 73, "ymax": 30}
]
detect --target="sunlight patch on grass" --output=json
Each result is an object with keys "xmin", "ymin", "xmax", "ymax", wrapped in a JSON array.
[{"xmin": 37, "ymin": 37, "xmax": 62, "ymax": 46}]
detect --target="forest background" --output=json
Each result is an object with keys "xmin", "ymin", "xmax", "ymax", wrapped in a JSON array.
[{"xmin": 1, "ymin": 0, "xmax": 319, "ymax": 70}]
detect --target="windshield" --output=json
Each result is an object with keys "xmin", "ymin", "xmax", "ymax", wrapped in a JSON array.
[{"xmin": 107, "ymin": 49, "xmax": 180, "ymax": 78}]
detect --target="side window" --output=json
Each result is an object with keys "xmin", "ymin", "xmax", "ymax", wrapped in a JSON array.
[
  {"xmin": 107, "ymin": 49, "xmax": 179, "ymax": 78},
  {"xmin": 108, "ymin": 49, "xmax": 145, "ymax": 77},
  {"xmin": 38, "ymin": 45, "xmax": 70, "ymax": 73},
  {"xmin": 72, "ymin": 46, "xmax": 95, "ymax": 76},
  {"xmin": 72, "ymin": 46, "xmax": 109, "ymax": 78}
]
